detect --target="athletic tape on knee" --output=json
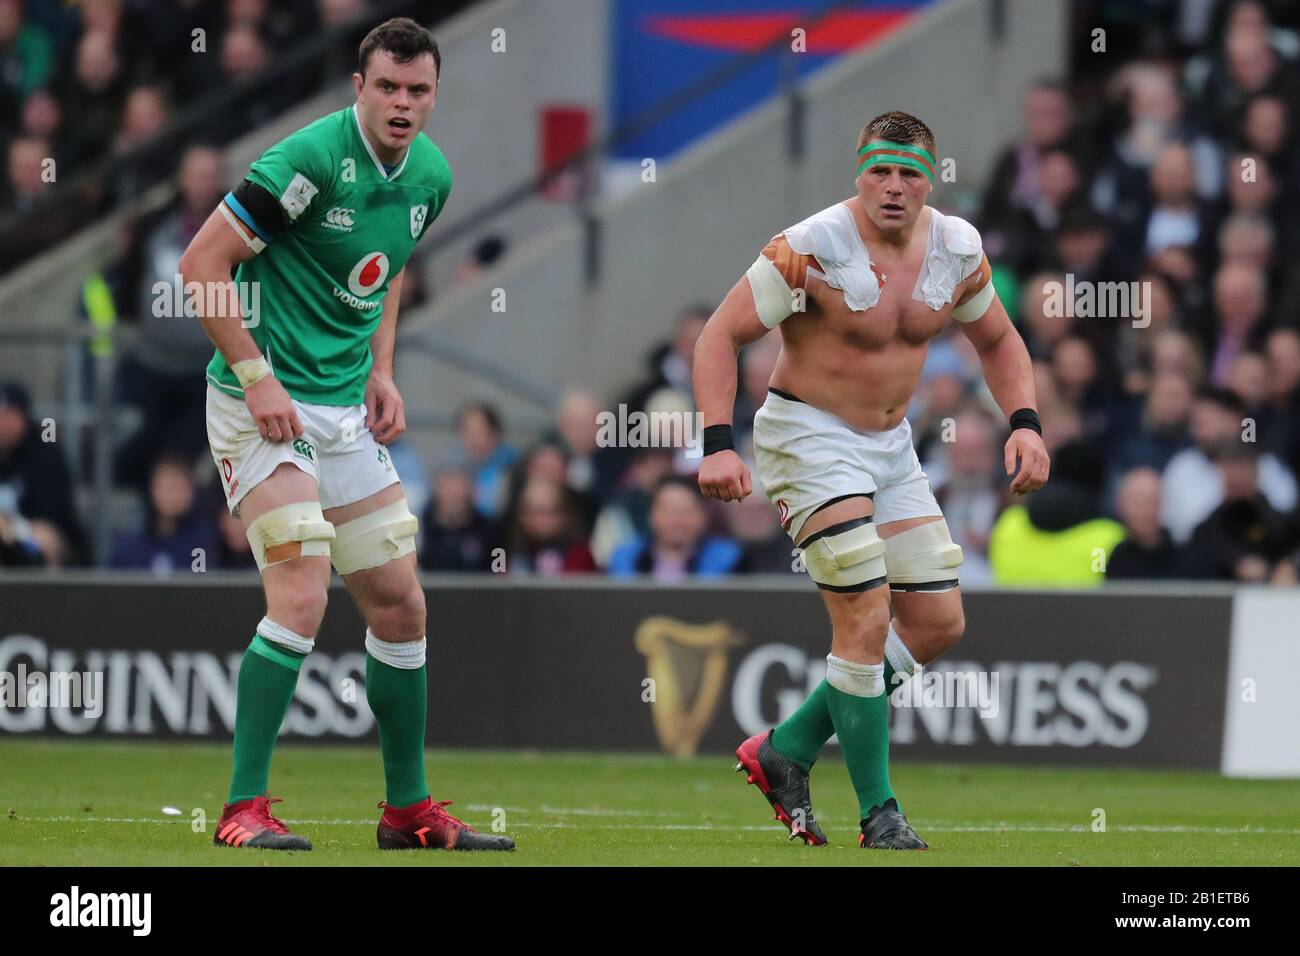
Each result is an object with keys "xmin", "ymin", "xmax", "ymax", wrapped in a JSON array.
[
  {"xmin": 800, "ymin": 519, "xmax": 888, "ymax": 591},
  {"xmin": 884, "ymin": 519, "xmax": 963, "ymax": 587},
  {"xmin": 885, "ymin": 625, "xmax": 921, "ymax": 685},
  {"xmin": 256, "ymin": 616, "xmax": 315, "ymax": 655},
  {"xmin": 245, "ymin": 501, "xmax": 336, "ymax": 572},
  {"xmin": 331, "ymin": 499, "xmax": 420, "ymax": 575},
  {"xmin": 826, "ymin": 655, "xmax": 885, "ymax": 698},
  {"xmin": 366, "ymin": 628, "xmax": 426, "ymax": 669}
]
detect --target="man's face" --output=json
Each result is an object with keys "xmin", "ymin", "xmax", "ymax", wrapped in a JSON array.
[
  {"xmin": 0, "ymin": 405, "xmax": 25, "ymax": 451},
  {"xmin": 855, "ymin": 159, "xmax": 931, "ymax": 233},
  {"xmin": 354, "ymin": 50, "xmax": 438, "ymax": 158},
  {"xmin": 650, "ymin": 485, "xmax": 706, "ymax": 551}
]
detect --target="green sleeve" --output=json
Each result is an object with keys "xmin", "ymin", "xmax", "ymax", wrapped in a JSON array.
[{"xmin": 245, "ymin": 126, "xmax": 335, "ymax": 229}]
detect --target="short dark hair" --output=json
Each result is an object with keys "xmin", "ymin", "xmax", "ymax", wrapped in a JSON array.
[
  {"xmin": 857, "ymin": 111, "xmax": 935, "ymax": 155},
  {"xmin": 358, "ymin": 17, "xmax": 440, "ymax": 80},
  {"xmin": 653, "ymin": 474, "xmax": 703, "ymax": 503},
  {"xmin": 457, "ymin": 401, "xmax": 503, "ymax": 436}
]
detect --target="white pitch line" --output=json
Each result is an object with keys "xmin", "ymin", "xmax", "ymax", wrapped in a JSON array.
[{"xmin": 15, "ymin": 815, "xmax": 1300, "ymax": 835}]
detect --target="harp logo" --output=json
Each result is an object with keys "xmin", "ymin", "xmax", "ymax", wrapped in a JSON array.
[{"xmin": 634, "ymin": 616, "xmax": 744, "ymax": 757}]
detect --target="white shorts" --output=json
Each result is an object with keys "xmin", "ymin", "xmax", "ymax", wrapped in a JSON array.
[
  {"xmin": 206, "ymin": 385, "xmax": 400, "ymax": 514},
  {"xmin": 752, "ymin": 389, "xmax": 941, "ymax": 541}
]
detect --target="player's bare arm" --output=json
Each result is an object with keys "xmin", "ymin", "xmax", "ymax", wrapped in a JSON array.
[
  {"xmin": 693, "ymin": 275, "xmax": 769, "ymax": 501},
  {"xmin": 179, "ymin": 207, "xmax": 303, "ymax": 443},
  {"xmin": 955, "ymin": 266, "xmax": 1050, "ymax": 496},
  {"xmin": 366, "ymin": 266, "xmax": 405, "ymax": 445}
]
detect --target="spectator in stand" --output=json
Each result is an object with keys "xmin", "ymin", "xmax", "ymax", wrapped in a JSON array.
[
  {"xmin": 503, "ymin": 477, "xmax": 595, "ymax": 575},
  {"xmin": 0, "ymin": 0, "xmax": 54, "ymax": 133},
  {"xmin": 18, "ymin": 87, "xmax": 60, "ymax": 153},
  {"xmin": 453, "ymin": 401, "xmax": 516, "ymax": 519},
  {"xmin": 549, "ymin": 388, "xmax": 625, "ymax": 506},
  {"xmin": 1258, "ymin": 327, "xmax": 1300, "ymax": 472},
  {"xmin": 928, "ymin": 406, "xmax": 1003, "ymax": 586},
  {"xmin": 726, "ymin": 474, "xmax": 791, "ymax": 574},
  {"xmin": 980, "ymin": 78, "xmax": 1078, "ymax": 269},
  {"xmin": 500, "ymin": 441, "xmax": 599, "ymax": 537},
  {"xmin": 110, "ymin": 83, "xmax": 173, "ymax": 201},
  {"xmin": 1106, "ymin": 466, "xmax": 1197, "ymax": 579},
  {"xmin": 1017, "ymin": 272, "xmax": 1073, "ymax": 360},
  {"xmin": 1161, "ymin": 387, "xmax": 1296, "ymax": 544},
  {"xmin": 55, "ymin": 30, "xmax": 127, "ymax": 168},
  {"xmin": 607, "ymin": 475, "xmax": 741, "ymax": 580},
  {"xmin": 0, "ymin": 381, "xmax": 83, "ymax": 565},
  {"xmin": 1140, "ymin": 142, "xmax": 1205, "ymax": 259},
  {"xmin": 213, "ymin": 503, "xmax": 257, "ymax": 571},
  {"xmin": 1187, "ymin": 440, "xmax": 1300, "ymax": 582},
  {"xmin": 420, "ymin": 466, "xmax": 497, "ymax": 572},
  {"xmin": 621, "ymin": 305, "xmax": 709, "ymax": 415},
  {"xmin": 109, "ymin": 451, "xmax": 216, "ymax": 573},
  {"xmin": 1195, "ymin": 12, "xmax": 1298, "ymax": 143},
  {"xmin": 0, "ymin": 133, "xmax": 51, "ymax": 212},
  {"xmin": 1207, "ymin": 262, "xmax": 1268, "ymax": 387},
  {"xmin": 589, "ymin": 446, "xmax": 674, "ymax": 567},
  {"xmin": 1110, "ymin": 370, "xmax": 1194, "ymax": 482},
  {"xmin": 110, "ymin": 144, "xmax": 225, "ymax": 492}
]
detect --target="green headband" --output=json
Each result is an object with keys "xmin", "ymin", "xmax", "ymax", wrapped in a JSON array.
[{"xmin": 856, "ymin": 140, "xmax": 936, "ymax": 182}]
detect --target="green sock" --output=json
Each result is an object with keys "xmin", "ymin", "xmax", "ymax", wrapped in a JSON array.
[
  {"xmin": 769, "ymin": 660, "xmax": 904, "ymax": 771},
  {"xmin": 366, "ymin": 652, "xmax": 429, "ymax": 808},
  {"xmin": 769, "ymin": 681, "xmax": 834, "ymax": 770},
  {"xmin": 825, "ymin": 681, "xmax": 895, "ymax": 820},
  {"xmin": 229, "ymin": 635, "xmax": 306, "ymax": 804}
]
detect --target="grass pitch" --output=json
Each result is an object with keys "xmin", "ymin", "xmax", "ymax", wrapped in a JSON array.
[{"xmin": 2, "ymin": 739, "xmax": 1298, "ymax": 866}]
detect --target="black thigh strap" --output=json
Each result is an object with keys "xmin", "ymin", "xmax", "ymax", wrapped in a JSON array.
[{"xmin": 798, "ymin": 515, "xmax": 874, "ymax": 549}]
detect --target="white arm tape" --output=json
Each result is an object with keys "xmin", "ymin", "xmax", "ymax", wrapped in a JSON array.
[
  {"xmin": 232, "ymin": 356, "xmax": 272, "ymax": 389},
  {"xmin": 746, "ymin": 255, "xmax": 797, "ymax": 329},
  {"xmin": 219, "ymin": 201, "xmax": 268, "ymax": 254},
  {"xmin": 952, "ymin": 278, "xmax": 995, "ymax": 323}
]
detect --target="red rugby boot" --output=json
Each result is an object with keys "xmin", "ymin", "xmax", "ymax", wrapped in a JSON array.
[{"xmin": 213, "ymin": 794, "xmax": 312, "ymax": 850}]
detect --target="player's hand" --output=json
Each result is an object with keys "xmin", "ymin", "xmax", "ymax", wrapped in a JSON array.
[
  {"xmin": 365, "ymin": 370, "xmax": 406, "ymax": 445},
  {"xmin": 1005, "ymin": 429, "xmax": 1049, "ymax": 495},
  {"xmin": 698, "ymin": 449, "xmax": 752, "ymax": 501},
  {"xmin": 244, "ymin": 375, "xmax": 302, "ymax": 443}
]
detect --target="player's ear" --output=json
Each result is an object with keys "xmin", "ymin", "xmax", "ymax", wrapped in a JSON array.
[{"xmin": 352, "ymin": 72, "xmax": 364, "ymax": 99}]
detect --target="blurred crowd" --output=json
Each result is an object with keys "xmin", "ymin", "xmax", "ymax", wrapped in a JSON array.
[
  {"xmin": 4, "ymin": 0, "xmax": 1300, "ymax": 587},
  {"xmin": 0, "ymin": 0, "xmax": 459, "ymax": 272}
]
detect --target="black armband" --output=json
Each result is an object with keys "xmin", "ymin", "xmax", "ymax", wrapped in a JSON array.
[
  {"xmin": 1009, "ymin": 407, "xmax": 1042, "ymax": 436},
  {"xmin": 230, "ymin": 178, "xmax": 288, "ymax": 239},
  {"xmin": 702, "ymin": 424, "xmax": 735, "ymax": 456}
]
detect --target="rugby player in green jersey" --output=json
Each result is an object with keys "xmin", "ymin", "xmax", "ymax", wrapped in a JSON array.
[{"xmin": 179, "ymin": 17, "xmax": 513, "ymax": 852}]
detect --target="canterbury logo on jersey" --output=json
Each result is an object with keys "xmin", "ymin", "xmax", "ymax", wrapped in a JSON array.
[{"xmin": 324, "ymin": 207, "xmax": 355, "ymax": 231}]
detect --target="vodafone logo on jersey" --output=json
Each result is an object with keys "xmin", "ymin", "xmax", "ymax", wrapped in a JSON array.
[{"xmin": 348, "ymin": 252, "xmax": 389, "ymax": 297}]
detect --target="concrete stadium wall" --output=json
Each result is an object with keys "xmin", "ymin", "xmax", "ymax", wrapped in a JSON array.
[{"xmin": 397, "ymin": 0, "xmax": 1068, "ymax": 462}]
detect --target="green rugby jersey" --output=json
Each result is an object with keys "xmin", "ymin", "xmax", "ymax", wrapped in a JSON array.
[{"xmin": 206, "ymin": 105, "xmax": 451, "ymax": 405}]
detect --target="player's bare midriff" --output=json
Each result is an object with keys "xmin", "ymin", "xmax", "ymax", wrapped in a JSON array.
[{"xmin": 768, "ymin": 203, "xmax": 974, "ymax": 433}]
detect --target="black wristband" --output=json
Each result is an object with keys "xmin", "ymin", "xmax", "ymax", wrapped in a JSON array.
[
  {"xmin": 702, "ymin": 424, "xmax": 735, "ymax": 456},
  {"xmin": 1009, "ymin": 407, "xmax": 1042, "ymax": 436}
]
